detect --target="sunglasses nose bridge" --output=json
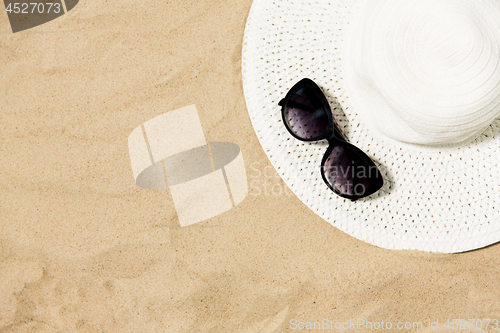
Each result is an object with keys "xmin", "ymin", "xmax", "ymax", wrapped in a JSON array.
[
  {"xmin": 327, "ymin": 135, "xmax": 337, "ymax": 146},
  {"xmin": 326, "ymin": 126, "xmax": 347, "ymax": 144}
]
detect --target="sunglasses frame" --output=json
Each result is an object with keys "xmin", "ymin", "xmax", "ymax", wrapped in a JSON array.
[{"xmin": 279, "ymin": 78, "xmax": 384, "ymax": 201}]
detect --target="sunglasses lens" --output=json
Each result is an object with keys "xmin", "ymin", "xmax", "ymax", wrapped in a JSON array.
[
  {"xmin": 322, "ymin": 143, "xmax": 383, "ymax": 199},
  {"xmin": 283, "ymin": 85, "xmax": 329, "ymax": 140}
]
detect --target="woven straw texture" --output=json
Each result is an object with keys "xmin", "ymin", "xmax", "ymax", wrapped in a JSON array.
[{"xmin": 241, "ymin": 0, "xmax": 500, "ymax": 253}]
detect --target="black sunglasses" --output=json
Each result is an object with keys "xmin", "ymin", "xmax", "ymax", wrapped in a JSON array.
[{"xmin": 279, "ymin": 78, "xmax": 384, "ymax": 201}]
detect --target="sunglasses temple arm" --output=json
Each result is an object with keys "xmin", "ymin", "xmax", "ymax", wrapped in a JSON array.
[
  {"xmin": 371, "ymin": 161, "xmax": 395, "ymax": 183},
  {"xmin": 278, "ymin": 99, "xmax": 315, "ymax": 111}
]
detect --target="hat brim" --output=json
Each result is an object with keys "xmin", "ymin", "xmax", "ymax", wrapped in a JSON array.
[{"xmin": 242, "ymin": 0, "xmax": 500, "ymax": 253}]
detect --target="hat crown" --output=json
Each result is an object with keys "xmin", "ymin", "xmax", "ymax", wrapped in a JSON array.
[{"xmin": 343, "ymin": 0, "xmax": 500, "ymax": 145}]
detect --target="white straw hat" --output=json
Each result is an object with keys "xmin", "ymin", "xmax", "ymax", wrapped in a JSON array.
[{"xmin": 242, "ymin": 0, "xmax": 500, "ymax": 252}]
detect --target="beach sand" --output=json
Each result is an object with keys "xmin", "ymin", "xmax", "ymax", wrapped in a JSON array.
[{"xmin": 1, "ymin": 0, "xmax": 500, "ymax": 331}]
